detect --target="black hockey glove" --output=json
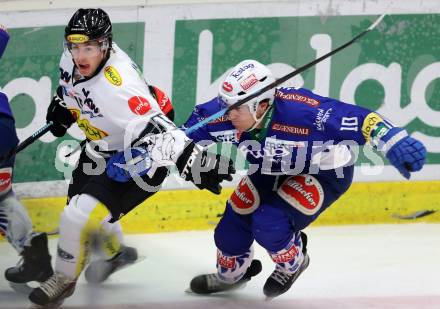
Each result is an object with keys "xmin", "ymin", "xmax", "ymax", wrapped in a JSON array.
[
  {"xmin": 176, "ymin": 141, "xmax": 235, "ymax": 195},
  {"xmin": 46, "ymin": 86, "xmax": 76, "ymax": 137}
]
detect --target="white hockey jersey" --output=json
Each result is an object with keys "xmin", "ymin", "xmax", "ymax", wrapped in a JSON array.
[{"xmin": 58, "ymin": 43, "xmax": 172, "ymax": 153}]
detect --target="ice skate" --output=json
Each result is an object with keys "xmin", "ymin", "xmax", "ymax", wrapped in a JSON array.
[
  {"xmin": 189, "ymin": 259, "xmax": 262, "ymax": 294},
  {"xmin": 263, "ymin": 253, "xmax": 310, "ymax": 300},
  {"xmin": 5, "ymin": 233, "xmax": 53, "ymax": 294},
  {"xmin": 264, "ymin": 232, "xmax": 310, "ymax": 300},
  {"xmin": 84, "ymin": 245, "xmax": 138, "ymax": 284},
  {"xmin": 28, "ymin": 271, "xmax": 76, "ymax": 308}
]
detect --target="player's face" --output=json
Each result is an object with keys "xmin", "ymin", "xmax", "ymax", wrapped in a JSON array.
[
  {"xmin": 228, "ymin": 104, "xmax": 255, "ymax": 132},
  {"xmin": 70, "ymin": 42, "xmax": 106, "ymax": 77}
]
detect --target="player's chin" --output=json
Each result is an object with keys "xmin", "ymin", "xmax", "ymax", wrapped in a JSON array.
[{"xmin": 232, "ymin": 123, "xmax": 247, "ymax": 132}]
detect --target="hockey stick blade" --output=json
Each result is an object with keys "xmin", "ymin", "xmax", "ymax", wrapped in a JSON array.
[{"xmin": 185, "ymin": 14, "xmax": 386, "ymax": 134}]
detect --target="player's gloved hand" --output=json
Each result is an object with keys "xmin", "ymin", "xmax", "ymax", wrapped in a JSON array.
[
  {"xmin": 46, "ymin": 86, "xmax": 76, "ymax": 137},
  {"xmin": 175, "ymin": 141, "xmax": 235, "ymax": 195},
  {"xmin": 384, "ymin": 128, "xmax": 426, "ymax": 179},
  {"xmin": 106, "ymin": 147, "xmax": 151, "ymax": 182}
]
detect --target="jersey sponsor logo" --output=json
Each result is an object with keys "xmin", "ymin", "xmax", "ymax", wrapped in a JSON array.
[
  {"xmin": 209, "ymin": 114, "xmax": 230, "ymax": 124},
  {"xmin": 362, "ymin": 112, "xmax": 384, "ymax": 142},
  {"xmin": 370, "ymin": 122, "xmax": 391, "ymax": 146},
  {"xmin": 264, "ymin": 137, "xmax": 306, "ymax": 156},
  {"xmin": 275, "ymin": 89, "xmax": 320, "ymax": 107},
  {"xmin": 210, "ymin": 130, "xmax": 240, "ymax": 142},
  {"xmin": 217, "ymin": 250, "xmax": 236, "ymax": 269},
  {"xmin": 59, "ymin": 68, "xmax": 71, "ymax": 83},
  {"xmin": 72, "ymin": 88, "xmax": 103, "ymax": 119},
  {"xmin": 104, "ymin": 66, "xmax": 122, "ymax": 86},
  {"xmin": 66, "ymin": 34, "xmax": 89, "ymax": 43},
  {"xmin": 128, "ymin": 96, "xmax": 151, "ymax": 115},
  {"xmin": 229, "ymin": 176, "xmax": 260, "ymax": 215},
  {"xmin": 240, "ymin": 73, "xmax": 258, "ymax": 91},
  {"xmin": 230, "ymin": 63, "xmax": 255, "ymax": 79},
  {"xmin": 277, "ymin": 175, "xmax": 324, "ymax": 216},
  {"xmin": 70, "ymin": 109, "xmax": 109, "ymax": 140},
  {"xmin": 222, "ymin": 81, "xmax": 233, "ymax": 92},
  {"xmin": 240, "ymin": 137, "xmax": 305, "ymax": 162},
  {"xmin": 271, "ymin": 122, "xmax": 310, "ymax": 136},
  {"xmin": 271, "ymin": 244, "xmax": 299, "ymax": 264},
  {"xmin": 153, "ymin": 87, "xmax": 173, "ymax": 114},
  {"xmin": 0, "ymin": 167, "xmax": 12, "ymax": 193},
  {"xmin": 314, "ymin": 108, "xmax": 332, "ymax": 131}
]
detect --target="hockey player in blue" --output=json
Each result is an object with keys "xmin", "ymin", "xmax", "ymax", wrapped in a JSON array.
[
  {"xmin": 106, "ymin": 58, "xmax": 425, "ymax": 298},
  {"xmin": 0, "ymin": 25, "xmax": 53, "ymax": 289},
  {"xmin": 180, "ymin": 59, "xmax": 426, "ymax": 298}
]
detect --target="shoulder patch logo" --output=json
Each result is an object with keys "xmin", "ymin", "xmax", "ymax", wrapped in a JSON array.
[
  {"xmin": 104, "ymin": 66, "xmax": 122, "ymax": 86},
  {"xmin": 362, "ymin": 112, "xmax": 384, "ymax": 142},
  {"xmin": 128, "ymin": 96, "xmax": 151, "ymax": 115}
]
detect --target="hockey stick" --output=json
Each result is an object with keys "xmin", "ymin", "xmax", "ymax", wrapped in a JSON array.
[
  {"xmin": 185, "ymin": 13, "xmax": 386, "ymax": 134},
  {"xmin": 0, "ymin": 121, "xmax": 53, "ymax": 166},
  {"xmin": 122, "ymin": 14, "xmax": 386, "ymax": 169}
]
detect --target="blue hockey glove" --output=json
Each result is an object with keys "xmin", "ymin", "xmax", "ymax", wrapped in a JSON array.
[
  {"xmin": 106, "ymin": 147, "xmax": 151, "ymax": 182},
  {"xmin": 384, "ymin": 128, "xmax": 426, "ymax": 179}
]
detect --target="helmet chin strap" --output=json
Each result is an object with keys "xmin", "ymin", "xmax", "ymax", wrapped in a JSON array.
[{"xmin": 245, "ymin": 105, "xmax": 271, "ymax": 132}]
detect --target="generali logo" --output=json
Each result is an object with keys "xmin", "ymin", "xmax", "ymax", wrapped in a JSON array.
[
  {"xmin": 271, "ymin": 122, "xmax": 310, "ymax": 136},
  {"xmin": 209, "ymin": 114, "xmax": 230, "ymax": 124}
]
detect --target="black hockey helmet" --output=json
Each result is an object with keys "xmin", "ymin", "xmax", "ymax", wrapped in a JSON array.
[{"xmin": 65, "ymin": 8, "xmax": 112, "ymax": 44}]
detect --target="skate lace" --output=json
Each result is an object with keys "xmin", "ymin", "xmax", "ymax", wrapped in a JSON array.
[
  {"xmin": 206, "ymin": 274, "xmax": 222, "ymax": 289},
  {"xmin": 40, "ymin": 273, "xmax": 71, "ymax": 298},
  {"xmin": 270, "ymin": 269, "xmax": 293, "ymax": 285}
]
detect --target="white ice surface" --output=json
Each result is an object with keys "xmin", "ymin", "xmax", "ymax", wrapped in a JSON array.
[{"xmin": 1, "ymin": 224, "xmax": 439, "ymax": 309}]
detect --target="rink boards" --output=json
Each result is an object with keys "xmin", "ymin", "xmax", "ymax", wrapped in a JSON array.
[{"xmin": 16, "ymin": 180, "xmax": 440, "ymax": 235}]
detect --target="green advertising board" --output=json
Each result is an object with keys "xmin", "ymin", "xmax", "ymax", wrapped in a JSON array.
[{"xmin": 2, "ymin": 14, "xmax": 440, "ymax": 183}]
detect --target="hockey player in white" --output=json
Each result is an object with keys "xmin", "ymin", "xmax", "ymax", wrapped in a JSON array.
[
  {"xmin": 28, "ymin": 8, "xmax": 234, "ymax": 307},
  {"xmin": 0, "ymin": 24, "xmax": 54, "ymax": 290}
]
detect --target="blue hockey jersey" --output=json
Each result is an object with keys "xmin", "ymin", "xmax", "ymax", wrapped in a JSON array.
[
  {"xmin": 0, "ymin": 27, "xmax": 19, "ymax": 159},
  {"xmin": 0, "ymin": 93, "xmax": 18, "ymax": 159},
  {"xmin": 0, "ymin": 93, "xmax": 13, "ymax": 119},
  {"xmin": 183, "ymin": 86, "xmax": 395, "ymax": 175}
]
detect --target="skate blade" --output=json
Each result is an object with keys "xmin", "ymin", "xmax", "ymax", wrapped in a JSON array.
[
  {"xmin": 265, "ymin": 296, "xmax": 274, "ymax": 301},
  {"xmin": 185, "ymin": 287, "xmax": 195, "ymax": 294},
  {"xmin": 9, "ymin": 282, "xmax": 33, "ymax": 296},
  {"xmin": 184, "ymin": 282, "xmax": 248, "ymax": 295},
  {"xmin": 29, "ymin": 299, "xmax": 64, "ymax": 309}
]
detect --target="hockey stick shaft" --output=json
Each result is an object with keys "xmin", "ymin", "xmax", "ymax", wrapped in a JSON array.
[{"xmin": 185, "ymin": 14, "xmax": 385, "ymax": 134}]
